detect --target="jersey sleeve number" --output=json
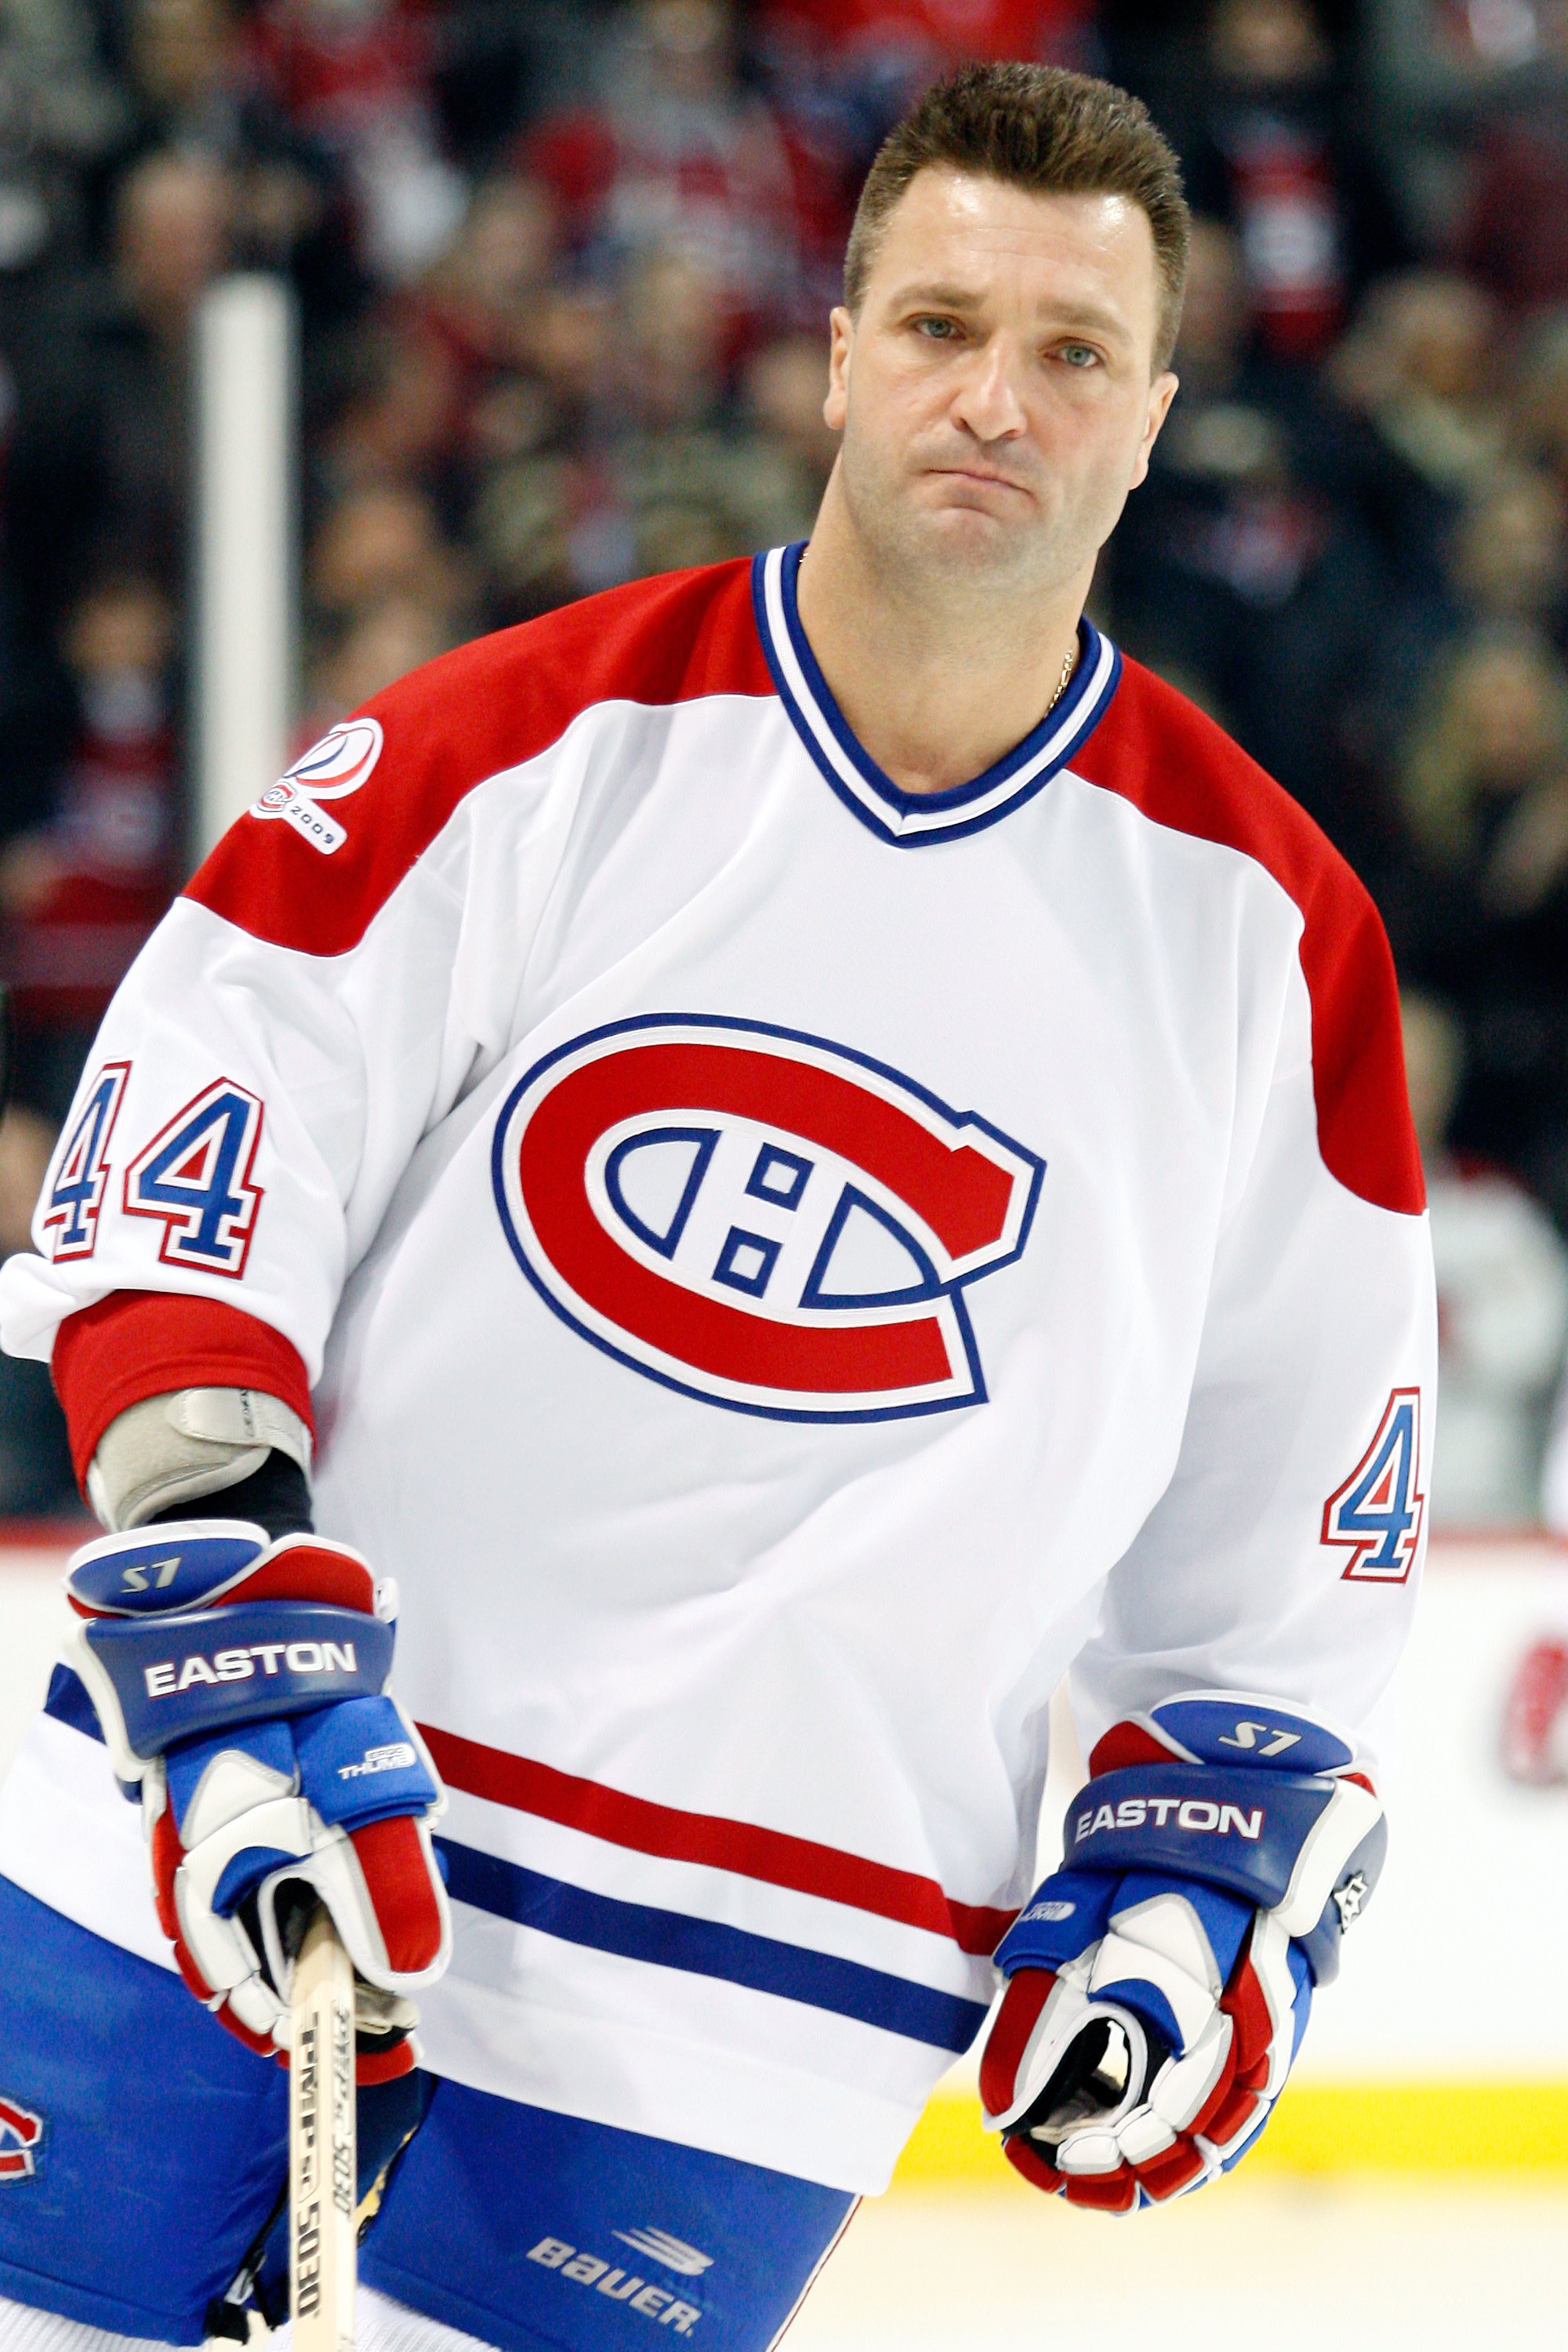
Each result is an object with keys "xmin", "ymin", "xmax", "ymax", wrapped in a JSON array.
[
  {"xmin": 1321, "ymin": 1388, "xmax": 1425, "ymax": 1584},
  {"xmin": 122, "ymin": 1080, "xmax": 266, "ymax": 1277},
  {"xmin": 41, "ymin": 1062, "xmax": 131, "ymax": 1260}
]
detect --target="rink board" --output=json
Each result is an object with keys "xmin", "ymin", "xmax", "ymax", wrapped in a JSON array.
[
  {"xmin": 897, "ymin": 2082, "xmax": 1568, "ymax": 2186},
  {"xmin": 4, "ymin": 1531, "xmax": 1567, "ymax": 2182}
]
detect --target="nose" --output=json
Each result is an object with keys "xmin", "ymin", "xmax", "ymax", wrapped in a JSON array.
[{"xmin": 949, "ymin": 336, "xmax": 1029, "ymax": 445}]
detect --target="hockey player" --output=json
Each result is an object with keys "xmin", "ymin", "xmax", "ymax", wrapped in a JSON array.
[{"xmin": 0, "ymin": 60, "xmax": 1432, "ymax": 2352}]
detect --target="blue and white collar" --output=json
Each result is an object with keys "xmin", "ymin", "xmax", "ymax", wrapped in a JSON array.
[{"xmin": 750, "ymin": 541, "xmax": 1122, "ymax": 849}]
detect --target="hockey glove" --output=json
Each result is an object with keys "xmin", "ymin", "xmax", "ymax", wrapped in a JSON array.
[
  {"xmin": 979, "ymin": 1691, "xmax": 1385, "ymax": 2212},
  {"xmin": 64, "ymin": 1520, "xmax": 451, "ymax": 2077}
]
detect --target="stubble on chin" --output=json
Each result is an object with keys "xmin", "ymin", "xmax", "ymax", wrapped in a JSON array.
[{"xmin": 840, "ymin": 434, "xmax": 1084, "ymax": 607}]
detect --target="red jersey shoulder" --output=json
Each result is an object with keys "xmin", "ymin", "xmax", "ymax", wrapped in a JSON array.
[
  {"xmin": 1076, "ymin": 657, "xmax": 1425, "ymax": 1219},
  {"xmin": 184, "ymin": 557, "xmax": 771, "ymax": 958}
]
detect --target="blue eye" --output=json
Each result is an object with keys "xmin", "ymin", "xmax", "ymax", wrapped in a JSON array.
[{"xmin": 1059, "ymin": 344, "xmax": 1099, "ymax": 368}]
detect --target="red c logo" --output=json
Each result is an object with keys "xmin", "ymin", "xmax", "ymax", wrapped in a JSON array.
[
  {"xmin": 0, "ymin": 2096, "xmax": 42, "ymax": 2181},
  {"xmin": 492, "ymin": 1017, "xmax": 1044, "ymax": 1421}
]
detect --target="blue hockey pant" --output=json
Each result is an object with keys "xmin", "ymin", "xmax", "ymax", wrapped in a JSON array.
[{"xmin": 0, "ymin": 1876, "xmax": 854, "ymax": 2352}]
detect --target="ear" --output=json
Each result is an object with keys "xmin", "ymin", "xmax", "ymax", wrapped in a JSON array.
[
  {"xmin": 825, "ymin": 306, "xmax": 853, "ymax": 432},
  {"xmin": 1129, "ymin": 370, "xmax": 1178, "ymax": 492}
]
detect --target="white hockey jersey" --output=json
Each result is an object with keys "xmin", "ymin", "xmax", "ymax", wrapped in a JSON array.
[{"xmin": 0, "ymin": 546, "xmax": 1436, "ymax": 2194}]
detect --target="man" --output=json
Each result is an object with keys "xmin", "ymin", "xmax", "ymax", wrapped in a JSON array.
[{"xmin": 0, "ymin": 60, "xmax": 1432, "ymax": 2352}]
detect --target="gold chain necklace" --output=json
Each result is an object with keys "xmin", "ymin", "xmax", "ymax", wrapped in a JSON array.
[{"xmin": 1046, "ymin": 641, "xmax": 1077, "ymax": 717}]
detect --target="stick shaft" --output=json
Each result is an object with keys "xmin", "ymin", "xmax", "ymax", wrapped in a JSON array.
[{"xmin": 290, "ymin": 1907, "xmax": 357, "ymax": 2352}]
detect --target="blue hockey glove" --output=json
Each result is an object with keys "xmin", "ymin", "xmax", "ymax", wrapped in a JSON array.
[
  {"xmin": 64, "ymin": 1519, "xmax": 451, "ymax": 2076},
  {"xmin": 979, "ymin": 1690, "xmax": 1385, "ymax": 2211}
]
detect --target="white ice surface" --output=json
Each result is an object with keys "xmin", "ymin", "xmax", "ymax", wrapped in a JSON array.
[{"xmin": 783, "ymin": 2180, "xmax": 1568, "ymax": 2351}]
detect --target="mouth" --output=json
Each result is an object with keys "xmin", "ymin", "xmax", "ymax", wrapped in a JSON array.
[{"xmin": 924, "ymin": 466, "xmax": 1033, "ymax": 499}]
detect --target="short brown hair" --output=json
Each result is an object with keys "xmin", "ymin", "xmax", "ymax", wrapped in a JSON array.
[{"xmin": 844, "ymin": 62, "xmax": 1191, "ymax": 372}]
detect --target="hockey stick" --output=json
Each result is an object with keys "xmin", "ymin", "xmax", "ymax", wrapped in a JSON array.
[{"xmin": 290, "ymin": 1904, "xmax": 358, "ymax": 2352}]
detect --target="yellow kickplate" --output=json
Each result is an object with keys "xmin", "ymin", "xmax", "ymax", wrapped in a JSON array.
[{"xmin": 891, "ymin": 2083, "xmax": 1568, "ymax": 2189}]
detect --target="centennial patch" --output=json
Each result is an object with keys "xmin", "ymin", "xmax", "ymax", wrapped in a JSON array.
[{"xmin": 251, "ymin": 716, "xmax": 384, "ymax": 855}]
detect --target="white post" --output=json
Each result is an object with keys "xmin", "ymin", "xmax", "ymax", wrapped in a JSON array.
[{"xmin": 194, "ymin": 274, "xmax": 296, "ymax": 863}]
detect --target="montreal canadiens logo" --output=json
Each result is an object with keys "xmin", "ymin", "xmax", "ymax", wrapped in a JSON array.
[
  {"xmin": 0, "ymin": 2096, "xmax": 42, "ymax": 2181},
  {"xmin": 492, "ymin": 1016, "xmax": 1044, "ymax": 1421}
]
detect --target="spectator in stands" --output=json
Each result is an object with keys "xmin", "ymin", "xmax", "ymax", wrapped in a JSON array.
[
  {"xmin": 312, "ymin": 476, "xmax": 441, "ymax": 610},
  {"xmin": 457, "ymin": 262, "xmax": 617, "ymax": 622},
  {"xmin": 1371, "ymin": 462, "xmax": 1568, "ymax": 782},
  {"xmin": 67, "ymin": 147, "xmax": 235, "ymax": 575},
  {"xmin": 1403, "ymin": 988, "xmax": 1568, "ymax": 1526},
  {"xmin": 129, "ymin": 0, "xmax": 242, "ymax": 147},
  {"xmin": 760, "ymin": 0, "xmax": 1098, "ymax": 88},
  {"xmin": 114, "ymin": 140, "xmax": 232, "ymax": 336},
  {"xmin": 1450, "ymin": 467, "xmax": 1568, "ymax": 641},
  {"xmin": 1363, "ymin": 452, "xmax": 1568, "ymax": 790},
  {"xmin": 526, "ymin": 1, "xmax": 801, "ymax": 335},
  {"xmin": 469, "ymin": 443, "xmax": 599, "ymax": 621},
  {"xmin": 614, "ymin": 241, "xmax": 731, "ymax": 433},
  {"xmin": 600, "ymin": 243, "xmax": 815, "ymax": 581},
  {"xmin": 1181, "ymin": 0, "xmax": 1409, "ymax": 364},
  {"xmin": 450, "ymin": 311, "xmax": 609, "ymax": 604},
  {"xmin": 0, "ymin": 1110, "xmax": 52, "ymax": 1272},
  {"xmin": 1460, "ymin": 0, "xmax": 1568, "ymax": 315},
  {"xmin": 1400, "ymin": 625, "xmax": 1568, "ymax": 874},
  {"xmin": 307, "ymin": 478, "xmax": 474, "ymax": 656},
  {"xmin": 467, "ymin": 234, "xmax": 811, "ymax": 619},
  {"xmin": 1328, "ymin": 270, "xmax": 1504, "ymax": 590},
  {"xmin": 756, "ymin": 0, "xmax": 1100, "ymax": 152},
  {"xmin": 1109, "ymin": 213, "xmax": 1389, "ymax": 864},
  {"xmin": 0, "ymin": 0, "xmax": 127, "ymax": 273},
  {"xmin": 1399, "ymin": 625, "xmax": 1568, "ymax": 1212},
  {"xmin": 245, "ymin": 0, "xmax": 465, "ymax": 285},
  {"xmin": 0, "ymin": 570, "xmax": 180, "ymax": 1123},
  {"xmin": 1360, "ymin": 0, "xmax": 1553, "ymax": 251},
  {"xmin": 302, "ymin": 591, "xmax": 459, "ymax": 742},
  {"xmin": 420, "ymin": 172, "xmax": 558, "ymax": 390},
  {"xmin": 753, "ymin": 0, "xmax": 1102, "ymax": 307},
  {"xmin": 127, "ymin": 0, "xmax": 345, "ymax": 303},
  {"xmin": 401, "ymin": 173, "xmax": 577, "ymax": 582},
  {"xmin": 0, "ymin": 1098, "xmax": 74, "ymax": 1516},
  {"xmin": 1508, "ymin": 307, "xmax": 1568, "ymax": 501},
  {"xmin": 312, "ymin": 308, "xmax": 463, "ymax": 495},
  {"xmin": 0, "ymin": 343, "xmax": 35, "ymax": 835},
  {"xmin": 742, "ymin": 331, "xmax": 837, "ymax": 523}
]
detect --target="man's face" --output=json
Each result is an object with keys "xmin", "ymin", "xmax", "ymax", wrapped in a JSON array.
[{"xmin": 826, "ymin": 169, "xmax": 1178, "ymax": 601}]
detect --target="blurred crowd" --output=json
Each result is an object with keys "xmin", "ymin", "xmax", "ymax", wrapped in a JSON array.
[{"xmin": 2, "ymin": 0, "xmax": 1568, "ymax": 1526}]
